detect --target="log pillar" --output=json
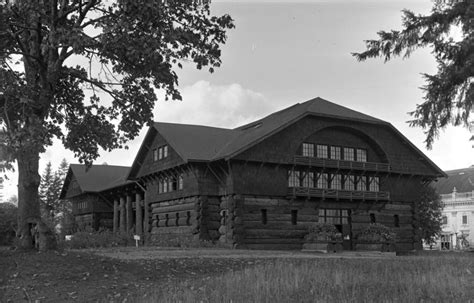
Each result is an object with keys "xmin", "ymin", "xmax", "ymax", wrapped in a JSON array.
[
  {"xmin": 120, "ymin": 196, "xmax": 126, "ymax": 233},
  {"xmin": 126, "ymin": 194, "xmax": 133, "ymax": 232},
  {"xmin": 113, "ymin": 198, "xmax": 119, "ymax": 233},
  {"xmin": 135, "ymin": 192, "xmax": 143, "ymax": 235},
  {"xmin": 144, "ymin": 191, "xmax": 150, "ymax": 240}
]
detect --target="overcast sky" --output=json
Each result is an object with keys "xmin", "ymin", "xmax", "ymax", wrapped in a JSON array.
[{"xmin": 3, "ymin": 0, "xmax": 473, "ymax": 200}]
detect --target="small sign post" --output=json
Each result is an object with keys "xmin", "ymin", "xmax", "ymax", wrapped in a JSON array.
[{"xmin": 134, "ymin": 235, "xmax": 140, "ymax": 248}]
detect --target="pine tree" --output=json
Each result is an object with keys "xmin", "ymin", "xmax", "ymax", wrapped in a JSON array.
[{"xmin": 353, "ymin": 1, "xmax": 474, "ymax": 148}]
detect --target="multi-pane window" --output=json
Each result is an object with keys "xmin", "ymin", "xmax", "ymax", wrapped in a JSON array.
[
  {"xmin": 343, "ymin": 147, "xmax": 354, "ymax": 161},
  {"xmin": 317, "ymin": 173, "xmax": 328, "ymax": 189},
  {"xmin": 331, "ymin": 174, "xmax": 342, "ymax": 190},
  {"xmin": 163, "ymin": 179, "xmax": 168, "ymax": 193},
  {"xmin": 153, "ymin": 149, "xmax": 159, "ymax": 162},
  {"xmin": 356, "ymin": 149, "xmax": 367, "ymax": 162},
  {"xmin": 442, "ymin": 216, "xmax": 448, "ymax": 225},
  {"xmin": 316, "ymin": 144, "xmax": 328, "ymax": 159},
  {"xmin": 319, "ymin": 209, "xmax": 349, "ymax": 224},
  {"xmin": 462, "ymin": 215, "xmax": 468, "ymax": 225},
  {"xmin": 302, "ymin": 172, "xmax": 314, "ymax": 188},
  {"xmin": 288, "ymin": 171, "xmax": 300, "ymax": 187},
  {"xmin": 158, "ymin": 147, "xmax": 163, "ymax": 160},
  {"xmin": 344, "ymin": 175, "xmax": 355, "ymax": 190},
  {"xmin": 159, "ymin": 175, "xmax": 183, "ymax": 193},
  {"xmin": 356, "ymin": 176, "xmax": 367, "ymax": 191},
  {"xmin": 163, "ymin": 145, "xmax": 169, "ymax": 158},
  {"xmin": 178, "ymin": 175, "xmax": 184, "ymax": 190},
  {"xmin": 368, "ymin": 176, "xmax": 380, "ymax": 192},
  {"xmin": 330, "ymin": 146, "xmax": 341, "ymax": 160},
  {"xmin": 302, "ymin": 143, "xmax": 314, "ymax": 157}
]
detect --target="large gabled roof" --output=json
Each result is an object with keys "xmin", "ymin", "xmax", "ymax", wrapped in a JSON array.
[
  {"xmin": 60, "ymin": 164, "xmax": 131, "ymax": 199},
  {"xmin": 433, "ymin": 166, "xmax": 474, "ymax": 195},
  {"xmin": 129, "ymin": 97, "xmax": 445, "ymax": 178}
]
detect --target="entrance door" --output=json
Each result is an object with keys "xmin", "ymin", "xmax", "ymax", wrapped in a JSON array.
[{"xmin": 319, "ymin": 209, "xmax": 352, "ymax": 250}]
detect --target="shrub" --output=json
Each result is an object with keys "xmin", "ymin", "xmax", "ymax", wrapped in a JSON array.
[
  {"xmin": 356, "ymin": 223, "xmax": 396, "ymax": 243},
  {"xmin": 305, "ymin": 222, "xmax": 342, "ymax": 242},
  {"xmin": 61, "ymin": 228, "xmax": 135, "ymax": 249}
]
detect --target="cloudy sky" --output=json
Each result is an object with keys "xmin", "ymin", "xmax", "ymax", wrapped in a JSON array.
[{"xmin": 3, "ymin": 0, "xmax": 473, "ymax": 200}]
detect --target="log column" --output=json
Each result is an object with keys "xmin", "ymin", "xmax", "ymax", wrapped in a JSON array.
[
  {"xmin": 144, "ymin": 191, "xmax": 150, "ymax": 240},
  {"xmin": 113, "ymin": 198, "xmax": 119, "ymax": 233},
  {"xmin": 120, "ymin": 196, "xmax": 126, "ymax": 233},
  {"xmin": 126, "ymin": 194, "xmax": 133, "ymax": 232},
  {"xmin": 135, "ymin": 192, "xmax": 143, "ymax": 235}
]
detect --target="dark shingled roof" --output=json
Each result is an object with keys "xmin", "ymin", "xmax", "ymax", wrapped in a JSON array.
[
  {"xmin": 60, "ymin": 164, "xmax": 131, "ymax": 198},
  {"xmin": 433, "ymin": 166, "xmax": 474, "ymax": 195},
  {"xmin": 154, "ymin": 97, "xmax": 387, "ymax": 162}
]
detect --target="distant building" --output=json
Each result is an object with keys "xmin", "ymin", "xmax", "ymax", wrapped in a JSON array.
[
  {"xmin": 433, "ymin": 166, "xmax": 474, "ymax": 249},
  {"xmin": 60, "ymin": 97, "xmax": 445, "ymax": 250}
]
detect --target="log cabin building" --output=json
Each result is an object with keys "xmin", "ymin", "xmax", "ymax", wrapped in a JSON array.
[{"xmin": 61, "ymin": 97, "xmax": 445, "ymax": 250}]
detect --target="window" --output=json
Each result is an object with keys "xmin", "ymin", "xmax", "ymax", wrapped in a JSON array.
[
  {"xmin": 394, "ymin": 215, "xmax": 400, "ymax": 227},
  {"xmin": 330, "ymin": 146, "xmax": 341, "ymax": 160},
  {"xmin": 178, "ymin": 175, "xmax": 184, "ymax": 190},
  {"xmin": 331, "ymin": 174, "xmax": 342, "ymax": 190},
  {"xmin": 163, "ymin": 179, "xmax": 168, "ymax": 193},
  {"xmin": 291, "ymin": 210, "xmax": 298, "ymax": 225},
  {"xmin": 368, "ymin": 176, "xmax": 380, "ymax": 192},
  {"xmin": 165, "ymin": 214, "xmax": 169, "ymax": 226},
  {"xmin": 163, "ymin": 145, "xmax": 168, "ymax": 158},
  {"xmin": 343, "ymin": 147, "xmax": 354, "ymax": 161},
  {"xmin": 319, "ymin": 209, "xmax": 349, "ymax": 224},
  {"xmin": 261, "ymin": 209, "xmax": 267, "ymax": 225},
  {"xmin": 155, "ymin": 215, "xmax": 159, "ymax": 227},
  {"xmin": 158, "ymin": 181, "xmax": 163, "ymax": 193},
  {"xmin": 317, "ymin": 173, "xmax": 328, "ymax": 189},
  {"xmin": 302, "ymin": 172, "xmax": 314, "ymax": 188},
  {"xmin": 356, "ymin": 149, "xmax": 367, "ymax": 162},
  {"xmin": 442, "ymin": 216, "xmax": 448, "ymax": 225},
  {"xmin": 170, "ymin": 178, "xmax": 178, "ymax": 191},
  {"xmin": 344, "ymin": 175, "xmax": 355, "ymax": 190},
  {"xmin": 462, "ymin": 215, "xmax": 468, "ymax": 225},
  {"xmin": 158, "ymin": 147, "xmax": 163, "ymax": 160},
  {"xmin": 316, "ymin": 144, "xmax": 328, "ymax": 159},
  {"xmin": 369, "ymin": 213, "xmax": 376, "ymax": 223},
  {"xmin": 186, "ymin": 211, "xmax": 191, "ymax": 226},
  {"xmin": 153, "ymin": 149, "xmax": 159, "ymax": 162},
  {"xmin": 302, "ymin": 143, "xmax": 314, "ymax": 157},
  {"xmin": 288, "ymin": 171, "xmax": 300, "ymax": 187},
  {"xmin": 356, "ymin": 176, "xmax": 367, "ymax": 191},
  {"xmin": 175, "ymin": 213, "xmax": 179, "ymax": 226}
]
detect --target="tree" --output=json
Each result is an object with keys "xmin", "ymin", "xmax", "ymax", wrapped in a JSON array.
[
  {"xmin": 353, "ymin": 1, "xmax": 474, "ymax": 148},
  {"xmin": 39, "ymin": 159, "xmax": 69, "ymax": 229},
  {"xmin": 415, "ymin": 185, "xmax": 443, "ymax": 246},
  {"xmin": 0, "ymin": 0, "xmax": 234, "ymax": 250}
]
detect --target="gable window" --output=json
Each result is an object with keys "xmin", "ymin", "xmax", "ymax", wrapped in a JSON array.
[
  {"xmin": 153, "ymin": 149, "xmax": 159, "ymax": 162},
  {"xmin": 330, "ymin": 146, "xmax": 341, "ymax": 160},
  {"xmin": 356, "ymin": 149, "xmax": 367, "ymax": 162},
  {"xmin": 288, "ymin": 171, "xmax": 300, "ymax": 187},
  {"xmin": 356, "ymin": 176, "xmax": 367, "ymax": 191},
  {"xmin": 158, "ymin": 147, "xmax": 163, "ymax": 160},
  {"xmin": 163, "ymin": 145, "xmax": 169, "ymax": 158},
  {"xmin": 462, "ymin": 215, "xmax": 468, "ymax": 225},
  {"xmin": 302, "ymin": 143, "xmax": 314, "ymax": 157},
  {"xmin": 343, "ymin": 147, "xmax": 354, "ymax": 161},
  {"xmin": 316, "ymin": 144, "xmax": 328, "ymax": 159},
  {"xmin": 368, "ymin": 176, "xmax": 380, "ymax": 192},
  {"xmin": 291, "ymin": 210, "xmax": 298, "ymax": 225},
  {"xmin": 442, "ymin": 216, "xmax": 448, "ymax": 225},
  {"xmin": 317, "ymin": 173, "xmax": 328, "ymax": 189},
  {"xmin": 344, "ymin": 175, "xmax": 355, "ymax": 190},
  {"xmin": 331, "ymin": 174, "xmax": 342, "ymax": 190}
]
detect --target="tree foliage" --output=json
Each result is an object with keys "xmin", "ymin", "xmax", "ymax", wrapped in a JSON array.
[
  {"xmin": 0, "ymin": 201, "xmax": 17, "ymax": 245},
  {"xmin": 353, "ymin": 1, "xmax": 474, "ymax": 148},
  {"xmin": 39, "ymin": 159, "xmax": 69, "ymax": 230},
  {"xmin": 415, "ymin": 185, "xmax": 443, "ymax": 245},
  {"xmin": 0, "ymin": 0, "xmax": 234, "ymax": 249}
]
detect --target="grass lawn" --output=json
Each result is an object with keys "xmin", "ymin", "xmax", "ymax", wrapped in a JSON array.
[{"xmin": 1, "ymin": 247, "xmax": 472, "ymax": 302}]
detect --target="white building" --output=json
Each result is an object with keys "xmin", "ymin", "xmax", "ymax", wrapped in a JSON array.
[{"xmin": 433, "ymin": 166, "xmax": 474, "ymax": 250}]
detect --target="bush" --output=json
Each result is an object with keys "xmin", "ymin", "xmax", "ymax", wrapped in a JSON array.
[
  {"xmin": 61, "ymin": 228, "xmax": 135, "ymax": 249},
  {"xmin": 0, "ymin": 203, "xmax": 17, "ymax": 245},
  {"xmin": 356, "ymin": 223, "xmax": 396, "ymax": 243},
  {"xmin": 305, "ymin": 222, "xmax": 342, "ymax": 242}
]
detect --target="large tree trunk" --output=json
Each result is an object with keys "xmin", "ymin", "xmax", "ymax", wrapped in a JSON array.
[{"xmin": 17, "ymin": 150, "xmax": 57, "ymax": 250}]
